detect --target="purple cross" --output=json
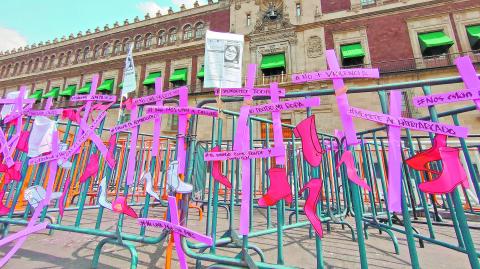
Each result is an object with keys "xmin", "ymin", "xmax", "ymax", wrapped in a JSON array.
[
  {"xmin": 28, "ymin": 75, "xmax": 116, "ymax": 166},
  {"xmin": 347, "ymin": 93, "xmax": 469, "ymax": 212},
  {"xmin": 0, "ymin": 131, "xmax": 60, "ymax": 267},
  {"xmin": 208, "ymin": 66, "xmax": 321, "ymax": 235},
  {"xmin": 0, "ymin": 86, "xmax": 33, "ymax": 167},
  {"xmin": 292, "ymin": 50, "xmax": 380, "ymax": 146},
  {"xmin": 146, "ymin": 87, "xmax": 218, "ymax": 176},
  {"xmin": 412, "ymin": 56, "xmax": 480, "ymax": 110},
  {"xmin": 138, "ymin": 196, "xmax": 213, "ymax": 269}
]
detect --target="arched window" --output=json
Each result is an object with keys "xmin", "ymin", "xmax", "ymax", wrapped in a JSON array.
[
  {"xmin": 158, "ymin": 31, "xmax": 166, "ymax": 46},
  {"xmin": 19, "ymin": 62, "xmax": 25, "ymax": 74},
  {"xmin": 134, "ymin": 35, "xmax": 142, "ymax": 50},
  {"xmin": 145, "ymin": 33, "xmax": 153, "ymax": 48},
  {"xmin": 26, "ymin": 60, "xmax": 33, "ymax": 73},
  {"xmin": 6, "ymin": 65, "xmax": 11, "ymax": 76},
  {"xmin": 75, "ymin": 49, "xmax": 81, "ymax": 63},
  {"xmin": 65, "ymin": 51, "xmax": 72, "ymax": 65},
  {"xmin": 83, "ymin": 47, "xmax": 90, "ymax": 61},
  {"xmin": 42, "ymin": 56, "xmax": 49, "ymax": 69},
  {"xmin": 33, "ymin": 58, "xmax": 40, "ymax": 71},
  {"xmin": 93, "ymin": 45, "xmax": 101, "ymax": 59},
  {"xmin": 168, "ymin": 28, "xmax": 177, "ymax": 44},
  {"xmin": 195, "ymin": 22, "xmax": 205, "ymax": 39},
  {"xmin": 58, "ymin": 53, "xmax": 64, "ymax": 67},
  {"xmin": 49, "ymin": 55, "xmax": 56, "ymax": 68},
  {"xmin": 13, "ymin": 63, "xmax": 19, "ymax": 75},
  {"xmin": 183, "ymin": 25, "xmax": 193, "ymax": 40},
  {"xmin": 112, "ymin": 40, "xmax": 121, "ymax": 55},
  {"xmin": 123, "ymin": 38, "xmax": 131, "ymax": 53},
  {"xmin": 102, "ymin": 43, "xmax": 111, "ymax": 57},
  {"xmin": 0, "ymin": 66, "xmax": 5, "ymax": 78}
]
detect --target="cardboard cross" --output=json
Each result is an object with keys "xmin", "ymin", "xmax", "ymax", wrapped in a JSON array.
[
  {"xmin": 207, "ymin": 66, "xmax": 321, "ymax": 235},
  {"xmin": 138, "ymin": 196, "xmax": 213, "ymax": 269},
  {"xmin": 412, "ymin": 56, "xmax": 480, "ymax": 110},
  {"xmin": 0, "ymin": 131, "xmax": 60, "ymax": 267},
  {"xmin": 28, "ymin": 75, "xmax": 116, "ymax": 166},
  {"xmin": 347, "ymin": 93, "xmax": 469, "ymax": 212},
  {"xmin": 211, "ymin": 64, "xmax": 279, "ymax": 235},
  {"xmin": 292, "ymin": 50, "xmax": 380, "ymax": 146},
  {"xmin": 0, "ymin": 86, "xmax": 33, "ymax": 167},
  {"xmin": 146, "ymin": 87, "xmax": 218, "ymax": 177},
  {"xmin": 110, "ymin": 80, "xmax": 183, "ymax": 185}
]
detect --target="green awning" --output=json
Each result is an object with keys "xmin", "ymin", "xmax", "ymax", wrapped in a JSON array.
[
  {"xmin": 118, "ymin": 82, "xmax": 123, "ymax": 89},
  {"xmin": 340, "ymin": 43, "xmax": 365, "ymax": 60},
  {"xmin": 77, "ymin": 82, "xmax": 92, "ymax": 94},
  {"xmin": 97, "ymin": 79, "xmax": 114, "ymax": 92},
  {"xmin": 29, "ymin": 90, "xmax": 43, "ymax": 101},
  {"xmin": 43, "ymin": 87, "xmax": 60, "ymax": 99},
  {"xmin": 143, "ymin": 72, "xmax": 162, "ymax": 86},
  {"xmin": 260, "ymin": 54, "xmax": 286, "ymax": 70},
  {"xmin": 59, "ymin": 84, "xmax": 76, "ymax": 97},
  {"xmin": 467, "ymin": 25, "xmax": 480, "ymax": 48},
  {"xmin": 197, "ymin": 66, "xmax": 204, "ymax": 79},
  {"xmin": 169, "ymin": 68, "xmax": 188, "ymax": 82},
  {"xmin": 418, "ymin": 31, "xmax": 454, "ymax": 53}
]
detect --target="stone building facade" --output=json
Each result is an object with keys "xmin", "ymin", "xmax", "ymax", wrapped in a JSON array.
[{"xmin": 0, "ymin": 0, "xmax": 479, "ymax": 140}]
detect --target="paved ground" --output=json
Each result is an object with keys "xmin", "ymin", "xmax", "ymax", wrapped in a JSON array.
[{"xmin": 0, "ymin": 205, "xmax": 478, "ymax": 269}]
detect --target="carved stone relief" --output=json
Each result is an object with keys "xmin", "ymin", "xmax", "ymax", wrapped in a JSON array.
[{"xmin": 307, "ymin": 36, "xmax": 322, "ymax": 58}]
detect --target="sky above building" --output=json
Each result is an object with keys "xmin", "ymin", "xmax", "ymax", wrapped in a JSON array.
[{"xmin": 0, "ymin": 0, "xmax": 209, "ymax": 52}]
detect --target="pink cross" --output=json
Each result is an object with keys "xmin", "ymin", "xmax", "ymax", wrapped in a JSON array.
[
  {"xmin": 412, "ymin": 56, "xmax": 480, "ymax": 110},
  {"xmin": 138, "ymin": 196, "xmax": 213, "ymax": 269},
  {"xmin": 292, "ymin": 50, "xmax": 380, "ymax": 146},
  {"xmin": 0, "ymin": 86, "xmax": 33, "ymax": 167},
  {"xmin": 0, "ymin": 131, "xmax": 60, "ymax": 267},
  {"xmin": 28, "ymin": 75, "xmax": 116, "ymax": 166},
  {"xmin": 347, "ymin": 92, "xmax": 469, "ymax": 212},
  {"xmin": 209, "ymin": 67, "xmax": 321, "ymax": 235},
  {"xmin": 146, "ymin": 87, "xmax": 218, "ymax": 176},
  {"xmin": 111, "ymin": 80, "xmax": 190, "ymax": 186}
]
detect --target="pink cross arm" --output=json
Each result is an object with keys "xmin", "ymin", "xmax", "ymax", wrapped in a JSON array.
[
  {"xmin": 70, "ymin": 95, "xmax": 116, "ymax": 102},
  {"xmin": 132, "ymin": 86, "xmax": 183, "ymax": 106},
  {"xmin": 292, "ymin": 68, "xmax": 379, "ymax": 83},
  {"xmin": 203, "ymin": 146, "xmax": 285, "ymax": 161},
  {"xmin": 325, "ymin": 50, "xmax": 363, "ymax": 145},
  {"xmin": 145, "ymin": 106, "xmax": 218, "ymax": 117},
  {"xmin": 454, "ymin": 56, "xmax": 480, "ymax": 110},
  {"xmin": 387, "ymin": 91, "xmax": 403, "ymax": 213},
  {"xmin": 215, "ymin": 87, "xmax": 286, "ymax": 97},
  {"xmin": 77, "ymin": 74, "xmax": 99, "ymax": 138},
  {"xmin": 347, "ymin": 106, "xmax": 469, "ymax": 138},
  {"xmin": 248, "ymin": 97, "xmax": 321, "ymax": 115},
  {"xmin": 413, "ymin": 88, "xmax": 480, "ymax": 108}
]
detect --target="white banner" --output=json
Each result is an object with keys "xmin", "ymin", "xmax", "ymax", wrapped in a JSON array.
[
  {"xmin": 121, "ymin": 46, "xmax": 136, "ymax": 97},
  {"xmin": 203, "ymin": 30, "xmax": 244, "ymax": 89}
]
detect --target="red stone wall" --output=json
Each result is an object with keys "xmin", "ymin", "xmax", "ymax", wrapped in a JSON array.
[
  {"xmin": 324, "ymin": 0, "xmax": 480, "ymax": 64},
  {"xmin": 321, "ymin": 0, "xmax": 351, "ymax": 14}
]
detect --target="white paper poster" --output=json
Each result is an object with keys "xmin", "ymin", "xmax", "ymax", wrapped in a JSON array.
[
  {"xmin": 122, "ymin": 46, "xmax": 137, "ymax": 97},
  {"xmin": 203, "ymin": 30, "xmax": 244, "ymax": 88},
  {"xmin": 0, "ymin": 90, "xmax": 28, "ymax": 119}
]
